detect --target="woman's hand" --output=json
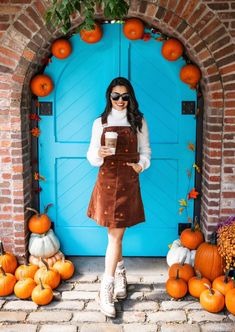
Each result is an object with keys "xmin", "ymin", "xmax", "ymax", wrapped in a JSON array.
[
  {"xmin": 98, "ymin": 146, "xmax": 113, "ymax": 158},
  {"xmin": 126, "ymin": 162, "xmax": 142, "ymax": 174}
]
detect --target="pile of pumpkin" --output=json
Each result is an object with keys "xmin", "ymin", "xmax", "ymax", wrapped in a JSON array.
[
  {"xmin": 0, "ymin": 240, "xmax": 74, "ymax": 305},
  {"xmin": 165, "ymin": 227, "xmax": 235, "ymax": 315}
]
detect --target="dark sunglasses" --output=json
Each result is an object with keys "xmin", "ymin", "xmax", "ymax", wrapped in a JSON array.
[{"xmin": 110, "ymin": 92, "xmax": 130, "ymax": 101}]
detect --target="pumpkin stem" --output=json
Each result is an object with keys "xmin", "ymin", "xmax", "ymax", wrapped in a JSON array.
[
  {"xmin": 180, "ymin": 253, "xmax": 187, "ymax": 266},
  {"xmin": 176, "ymin": 269, "xmax": 180, "ymax": 280},
  {"xmin": 210, "ymin": 231, "xmax": 217, "ymax": 245},
  {"xmin": 41, "ymin": 258, "xmax": 50, "ymax": 271},
  {"xmin": 203, "ymin": 283, "xmax": 214, "ymax": 295},
  {"xmin": 39, "ymin": 277, "xmax": 45, "ymax": 290},
  {"xmin": 0, "ymin": 265, "xmax": 6, "ymax": 276},
  {"xmin": 195, "ymin": 270, "xmax": 202, "ymax": 279},
  {"xmin": 26, "ymin": 207, "xmax": 40, "ymax": 215},
  {"xmin": 44, "ymin": 203, "xmax": 53, "ymax": 214},
  {"xmin": 224, "ymin": 270, "xmax": 230, "ymax": 283},
  {"xmin": 0, "ymin": 241, "xmax": 5, "ymax": 255}
]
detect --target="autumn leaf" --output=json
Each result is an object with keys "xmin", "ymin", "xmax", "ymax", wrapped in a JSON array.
[
  {"xmin": 188, "ymin": 216, "xmax": 193, "ymax": 223},
  {"xmin": 187, "ymin": 188, "xmax": 199, "ymax": 199},
  {"xmin": 193, "ymin": 163, "xmax": 201, "ymax": 173},
  {"xmin": 142, "ymin": 33, "xmax": 151, "ymax": 41},
  {"xmin": 179, "ymin": 199, "xmax": 187, "ymax": 207},
  {"xmin": 155, "ymin": 37, "xmax": 164, "ymax": 41},
  {"xmin": 187, "ymin": 142, "xmax": 195, "ymax": 151},
  {"xmin": 168, "ymin": 243, "xmax": 172, "ymax": 249},
  {"xmin": 31, "ymin": 127, "xmax": 41, "ymax": 137},
  {"xmin": 34, "ymin": 172, "xmax": 46, "ymax": 181},
  {"xmin": 29, "ymin": 113, "xmax": 41, "ymax": 121},
  {"xmin": 179, "ymin": 207, "xmax": 184, "ymax": 214}
]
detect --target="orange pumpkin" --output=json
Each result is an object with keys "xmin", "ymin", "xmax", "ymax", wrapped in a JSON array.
[
  {"xmin": 180, "ymin": 64, "xmax": 201, "ymax": 88},
  {"xmin": 53, "ymin": 258, "xmax": 74, "ymax": 280},
  {"xmin": 225, "ymin": 288, "xmax": 235, "ymax": 315},
  {"xmin": 26, "ymin": 204, "xmax": 52, "ymax": 234},
  {"xmin": 14, "ymin": 277, "xmax": 37, "ymax": 299},
  {"xmin": 123, "ymin": 18, "xmax": 144, "ymax": 40},
  {"xmin": 30, "ymin": 74, "xmax": 54, "ymax": 97},
  {"xmin": 212, "ymin": 272, "xmax": 235, "ymax": 296},
  {"xmin": 51, "ymin": 39, "xmax": 72, "ymax": 59},
  {"xmin": 166, "ymin": 269, "xmax": 188, "ymax": 299},
  {"xmin": 32, "ymin": 277, "xmax": 53, "ymax": 305},
  {"xmin": 80, "ymin": 23, "xmax": 103, "ymax": 44},
  {"xmin": 194, "ymin": 233, "xmax": 224, "ymax": 282},
  {"xmin": 0, "ymin": 265, "xmax": 17, "ymax": 296},
  {"xmin": 200, "ymin": 285, "xmax": 225, "ymax": 313},
  {"xmin": 15, "ymin": 263, "xmax": 38, "ymax": 280},
  {"xmin": 168, "ymin": 256, "xmax": 195, "ymax": 282},
  {"xmin": 161, "ymin": 38, "xmax": 184, "ymax": 61},
  {"xmin": 188, "ymin": 270, "xmax": 211, "ymax": 298},
  {"xmin": 34, "ymin": 259, "xmax": 60, "ymax": 289},
  {"xmin": 29, "ymin": 250, "xmax": 65, "ymax": 268},
  {"xmin": 0, "ymin": 241, "xmax": 18, "ymax": 274},
  {"xmin": 180, "ymin": 227, "xmax": 204, "ymax": 250}
]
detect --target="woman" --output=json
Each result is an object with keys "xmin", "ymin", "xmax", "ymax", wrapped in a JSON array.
[{"xmin": 86, "ymin": 77, "xmax": 151, "ymax": 318}]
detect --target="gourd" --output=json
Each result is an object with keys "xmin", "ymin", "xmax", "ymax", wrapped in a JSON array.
[
  {"xmin": 79, "ymin": 23, "xmax": 103, "ymax": 43},
  {"xmin": 30, "ymin": 74, "xmax": 54, "ymax": 97},
  {"xmin": 166, "ymin": 239, "xmax": 196, "ymax": 266},
  {"xmin": 166, "ymin": 269, "xmax": 188, "ymax": 299},
  {"xmin": 0, "ymin": 240, "xmax": 18, "ymax": 274},
  {"xmin": 29, "ymin": 229, "xmax": 60, "ymax": 258},
  {"xmin": 225, "ymin": 288, "xmax": 235, "ymax": 315},
  {"xmin": 123, "ymin": 18, "xmax": 144, "ymax": 40},
  {"xmin": 180, "ymin": 224, "xmax": 204, "ymax": 250},
  {"xmin": 29, "ymin": 250, "xmax": 64, "ymax": 267},
  {"xmin": 200, "ymin": 284, "xmax": 225, "ymax": 313},
  {"xmin": 15, "ymin": 263, "xmax": 38, "ymax": 280},
  {"xmin": 0, "ymin": 265, "xmax": 16, "ymax": 296},
  {"xmin": 180, "ymin": 64, "xmax": 201, "ymax": 89},
  {"xmin": 194, "ymin": 232, "xmax": 224, "ymax": 282},
  {"xmin": 34, "ymin": 259, "xmax": 60, "ymax": 289},
  {"xmin": 32, "ymin": 277, "xmax": 53, "ymax": 305},
  {"xmin": 26, "ymin": 204, "xmax": 52, "ymax": 234},
  {"xmin": 53, "ymin": 258, "xmax": 74, "ymax": 280},
  {"xmin": 51, "ymin": 39, "xmax": 72, "ymax": 59},
  {"xmin": 161, "ymin": 38, "xmax": 183, "ymax": 61},
  {"xmin": 212, "ymin": 270, "xmax": 235, "ymax": 296},
  {"xmin": 188, "ymin": 270, "xmax": 211, "ymax": 298},
  {"xmin": 168, "ymin": 255, "xmax": 195, "ymax": 282},
  {"xmin": 14, "ymin": 277, "xmax": 37, "ymax": 299}
]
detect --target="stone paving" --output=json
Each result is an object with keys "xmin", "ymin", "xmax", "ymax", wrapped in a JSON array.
[{"xmin": 0, "ymin": 258, "xmax": 234, "ymax": 331}]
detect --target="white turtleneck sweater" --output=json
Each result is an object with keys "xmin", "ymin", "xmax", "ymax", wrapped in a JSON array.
[{"xmin": 86, "ymin": 107, "xmax": 151, "ymax": 172}]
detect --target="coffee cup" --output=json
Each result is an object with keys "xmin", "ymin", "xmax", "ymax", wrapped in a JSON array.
[{"xmin": 105, "ymin": 132, "xmax": 118, "ymax": 154}]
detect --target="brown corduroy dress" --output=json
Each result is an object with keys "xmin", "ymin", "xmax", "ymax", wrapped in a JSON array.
[{"xmin": 86, "ymin": 117, "xmax": 145, "ymax": 228}]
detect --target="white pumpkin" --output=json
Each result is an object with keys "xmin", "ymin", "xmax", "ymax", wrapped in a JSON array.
[
  {"xmin": 166, "ymin": 239, "xmax": 196, "ymax": 267},
  {"xmin": 29, "ymin": 229, "xmax": 60, "ymax": 258}
]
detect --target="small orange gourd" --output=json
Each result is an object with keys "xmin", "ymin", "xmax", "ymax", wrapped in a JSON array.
[
  {"xmin": 0, "ymin": 265, "xmax": 17, "ymax": 297},
  {"xmin": 15, "ymin": 263, "xmax": 38, "ymax": 280},
  {"xmin": 26, "ymin": 204, "xmax": 52, "ymax": 234},
  {"xmin": 51, "ymin": 39, "xmax": 72, "ymax": 59},
  {"xmin": 212, "ymin": 271, "xmax": 235, "ymax": 296},
  {"xmin": 166, "ymin": 269, "xmax": 188, "ymax": 299},
  {"xmin": 168, "ymin": 256, "xmax": 195, "ymax": 282},
  {"xmin": 80, "ymin": 23, "xmax": 103, "ymax": 44},
  {"xmin": 123, "ymin": 18, "xmax": 145, "ymax": 40},
  {"xmin": 180, "ymin": 223, "xmax": 204, "ymax": 250},
  {"xmin": 200, "ymin": 284, "xmax": 225, "ymax": 313},
  {"xmin": 30, "ymin": 74, "xmax": 54, "ymax": 97},
  {"xmin": 31, "ymin": 277, "xmax": 53, "ymax": 305},
  {"xmin": 34, "ymin": 259, "xmax": 60, "ymax": 289},
  {"xmin": 53, "ymin": 258, "xmax": 74, "ymax": 280},
  {"xmin": 180, "ymin": 64, "xmax": 201, "ymax": 89},
  {"xmin": 225, "ymin": 288, "xmax": 235, "ymax": 315},
  {"xmin": 188, "ymin": 270, "xmax": 211, "ymax": 298},
  {"xmin": 14, "ymin": 276, "xmax": 37, "ymax": 299},
  {"xmin": 0, "ymin": 241, "xmax": 18, "ymax": 274},
  {"xmin": 161, "ymin": 38, "xmax": 184, "ymax": 61}
]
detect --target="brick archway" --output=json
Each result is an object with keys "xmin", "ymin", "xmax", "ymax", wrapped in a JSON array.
[{"xmin": 0, "ymin": 0, "xmax": 234, "ymax": 261}]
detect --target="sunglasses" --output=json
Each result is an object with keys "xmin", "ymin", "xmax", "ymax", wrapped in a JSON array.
[{"xmin": 110, "ymin": 92, "xmax": 130, "ymax": 101}]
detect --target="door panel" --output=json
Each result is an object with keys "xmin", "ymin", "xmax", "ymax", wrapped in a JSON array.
[{"xmin": 39, "ymin": 24, "xmax": 196, "ymax": 256}]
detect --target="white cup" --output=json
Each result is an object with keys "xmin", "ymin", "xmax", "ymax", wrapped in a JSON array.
[{"xmin": 105, "ymin": 132, "xmax": 118, "ymax": 154}]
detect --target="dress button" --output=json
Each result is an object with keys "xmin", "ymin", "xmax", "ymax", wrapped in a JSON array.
[
  {"xmin": 111, "ymin": 162, "xmax": 114, "ymax": 165},
  {"xmin": 104, "ymin": 210, "xmax": 108, "ymax": 215},
  {"xmin": 107, "ymin": 185, "xmax": 111, "ymax": 189},
  {"xmin": 120, "ymin": 213, "xmax": 124, "ymax": 217},
  {"xmin": 122, "ymin": 162, "xmax": 126, "ymax": 166},
  {"xmin": 122, "ymin": 187, "xmax": 126, "ymax": 191},
  {"xmin": 124, "ymin": 130, "xmax": 128, "ymax": 134},
  {"xmin": 125, "ymin": 148, "xmax": 129, "ymax": 152},
  {"xmin": 130, "ymin": 139, "xmax": 134, "ymax": 143},
  {"xmin": 101, "ymin": 171, "xmax": 104, "ymax": 175}
]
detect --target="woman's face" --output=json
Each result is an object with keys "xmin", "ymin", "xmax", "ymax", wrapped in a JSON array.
[{"xmin": 110, "ymin": 85, "xmax": 129, "ymax": 111}]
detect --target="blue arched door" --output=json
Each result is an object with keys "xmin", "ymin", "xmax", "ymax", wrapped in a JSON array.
[{"xmin": 38, "ymin": 23, "xmax": 196, "ymax": 256}]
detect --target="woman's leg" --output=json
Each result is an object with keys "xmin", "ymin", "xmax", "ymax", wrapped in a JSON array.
[{"xmin": 104, "ymin": 227, "xmax": 126, "ymax": 276}]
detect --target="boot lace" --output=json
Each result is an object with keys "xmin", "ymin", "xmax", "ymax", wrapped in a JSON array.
[
  {"xmin": 115, "ymin": 268, "xmax": 127, "ymax": 288},
  {"xmin": 103, "ymin": 282, "xmax": 114, "ymax": 305}
]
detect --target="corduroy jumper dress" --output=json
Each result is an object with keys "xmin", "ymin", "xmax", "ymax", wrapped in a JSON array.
[{"xmin": 87, "ymin": 117, "xmax": 145, "ymax": 228}]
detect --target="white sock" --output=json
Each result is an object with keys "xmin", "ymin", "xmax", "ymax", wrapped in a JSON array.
[
  {"xmin": 116, "ymin": 259, "xmax": 124, "ymax": 270},
  {"xmin": 102, "ymin": 273, "xmax": 114, "ymax": 284}
]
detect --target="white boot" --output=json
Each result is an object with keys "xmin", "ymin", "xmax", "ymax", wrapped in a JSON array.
[
  {"xmin": 114, "ymin": 266, "xmax": 127, "ymax": 300},
  {"xmin": 97, "ymin": 275, "xmax": 116, "ymax": 318}
]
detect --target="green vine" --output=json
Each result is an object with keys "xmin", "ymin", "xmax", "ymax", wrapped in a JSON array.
[{"xmin": 45, "ymin": 0, "xmax": 129, "ymax": 34}]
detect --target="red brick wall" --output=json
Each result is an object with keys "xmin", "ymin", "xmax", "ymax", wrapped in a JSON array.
[{"xmin": 0, "ymin": 0, "xmax": 235, "ymax": 261}]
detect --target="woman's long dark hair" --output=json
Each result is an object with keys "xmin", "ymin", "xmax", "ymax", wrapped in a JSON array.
[{"xmin": 99, "ymin": 77, "xmax": 144, "ymax": 134}]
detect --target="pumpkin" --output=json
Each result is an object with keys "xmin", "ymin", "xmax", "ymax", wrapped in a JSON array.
[
  {"xmin": 180, "ymin": 225, "xmax": 204, "ymax": 250},
  {"xmin": 32, "ymin": 277, "xmax": 53, "ymax": 305},
  {"xmin": 0, "ymin": 241, "xmax": 18, "ymax": 274},
  {"xmin": 80, "ymin": 23, "xmax": 103, "ymax": 43},
  {"xmin": 212, "ymin": 271, "xmax": 235, "ymax": 296},
  {"xmin": 180, "ymin": 64, "xmax": 201, "ymax": 89},
  {"xmin": 200, "ymin": 284, "xmax": 225, "ymax": 313},
  {"xmin": 14, "ymin": 277, "xmax": 37, "ymax": 299},
  {"xmin": 194, "ymin": 232, "xmax": 224, "ymax": 282},
  {"xmin": 26, "ymin": 204, "xmax": 52, "ymax": 234},
  {"xmin": 168, "ymin": 256, "xmax": 195, "ymax": 282},
  {"xmin": 15, "ymin": 263, "xmax": 38, "ymax": 280},
  {"xmin": 123, "ymin": 18, "xmax": 144, "ymax": 40},
  {"xmin": 161, "ymin": 38, "xmax": 184, "ymax": 61},
  {"xmin": 29, "ymin": 229, "xmax": 60, "ymax": 258},
  {"xmin": 166, "ymin": 269, "xmax": 188, "ymax": 299},
  {"xmin": 188, "ymin": 270, "xmax": 211, "ymax": 298},
  {"xmin": 0, "ymin": 265, "xmax": 17, "ymax": 296},
  {"xmin": 29, "ymin": 250, "xmax": 65, "ymax": 268},
  {"xmin": 34, "ymin": 259, "xmax": 60, "ymax": 289},
  {"xmin": 166, "ymin": 239, "xmax": 196, "ymax": 267},
  {"xmin": 51, "ymin": 39, "xmax": 72, "ymax": 59},
  {"xmin": 225, "ymin": 288, "xmax": 235, "ymax": 315},
  {"xmin": 30, "ymin": 74, "xmax": 54, "ymax": 97},
  {"xmin": 53, "ymin": 258, "xmax": 74, "ymax": 280}
]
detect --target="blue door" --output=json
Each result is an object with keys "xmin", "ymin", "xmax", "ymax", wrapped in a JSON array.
[{"xmin": 38, "ymin": 23, "xmax": 196, "ymax": 256}]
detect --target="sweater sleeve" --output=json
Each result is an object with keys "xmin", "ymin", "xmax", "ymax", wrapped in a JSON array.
[
  {"xmin": 86, "ymin": 118, "xmax": 104, "ymax": 167},
  {"xmin": 137, "ymin": 117, "xmax": 151, "ymax": 172}
]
